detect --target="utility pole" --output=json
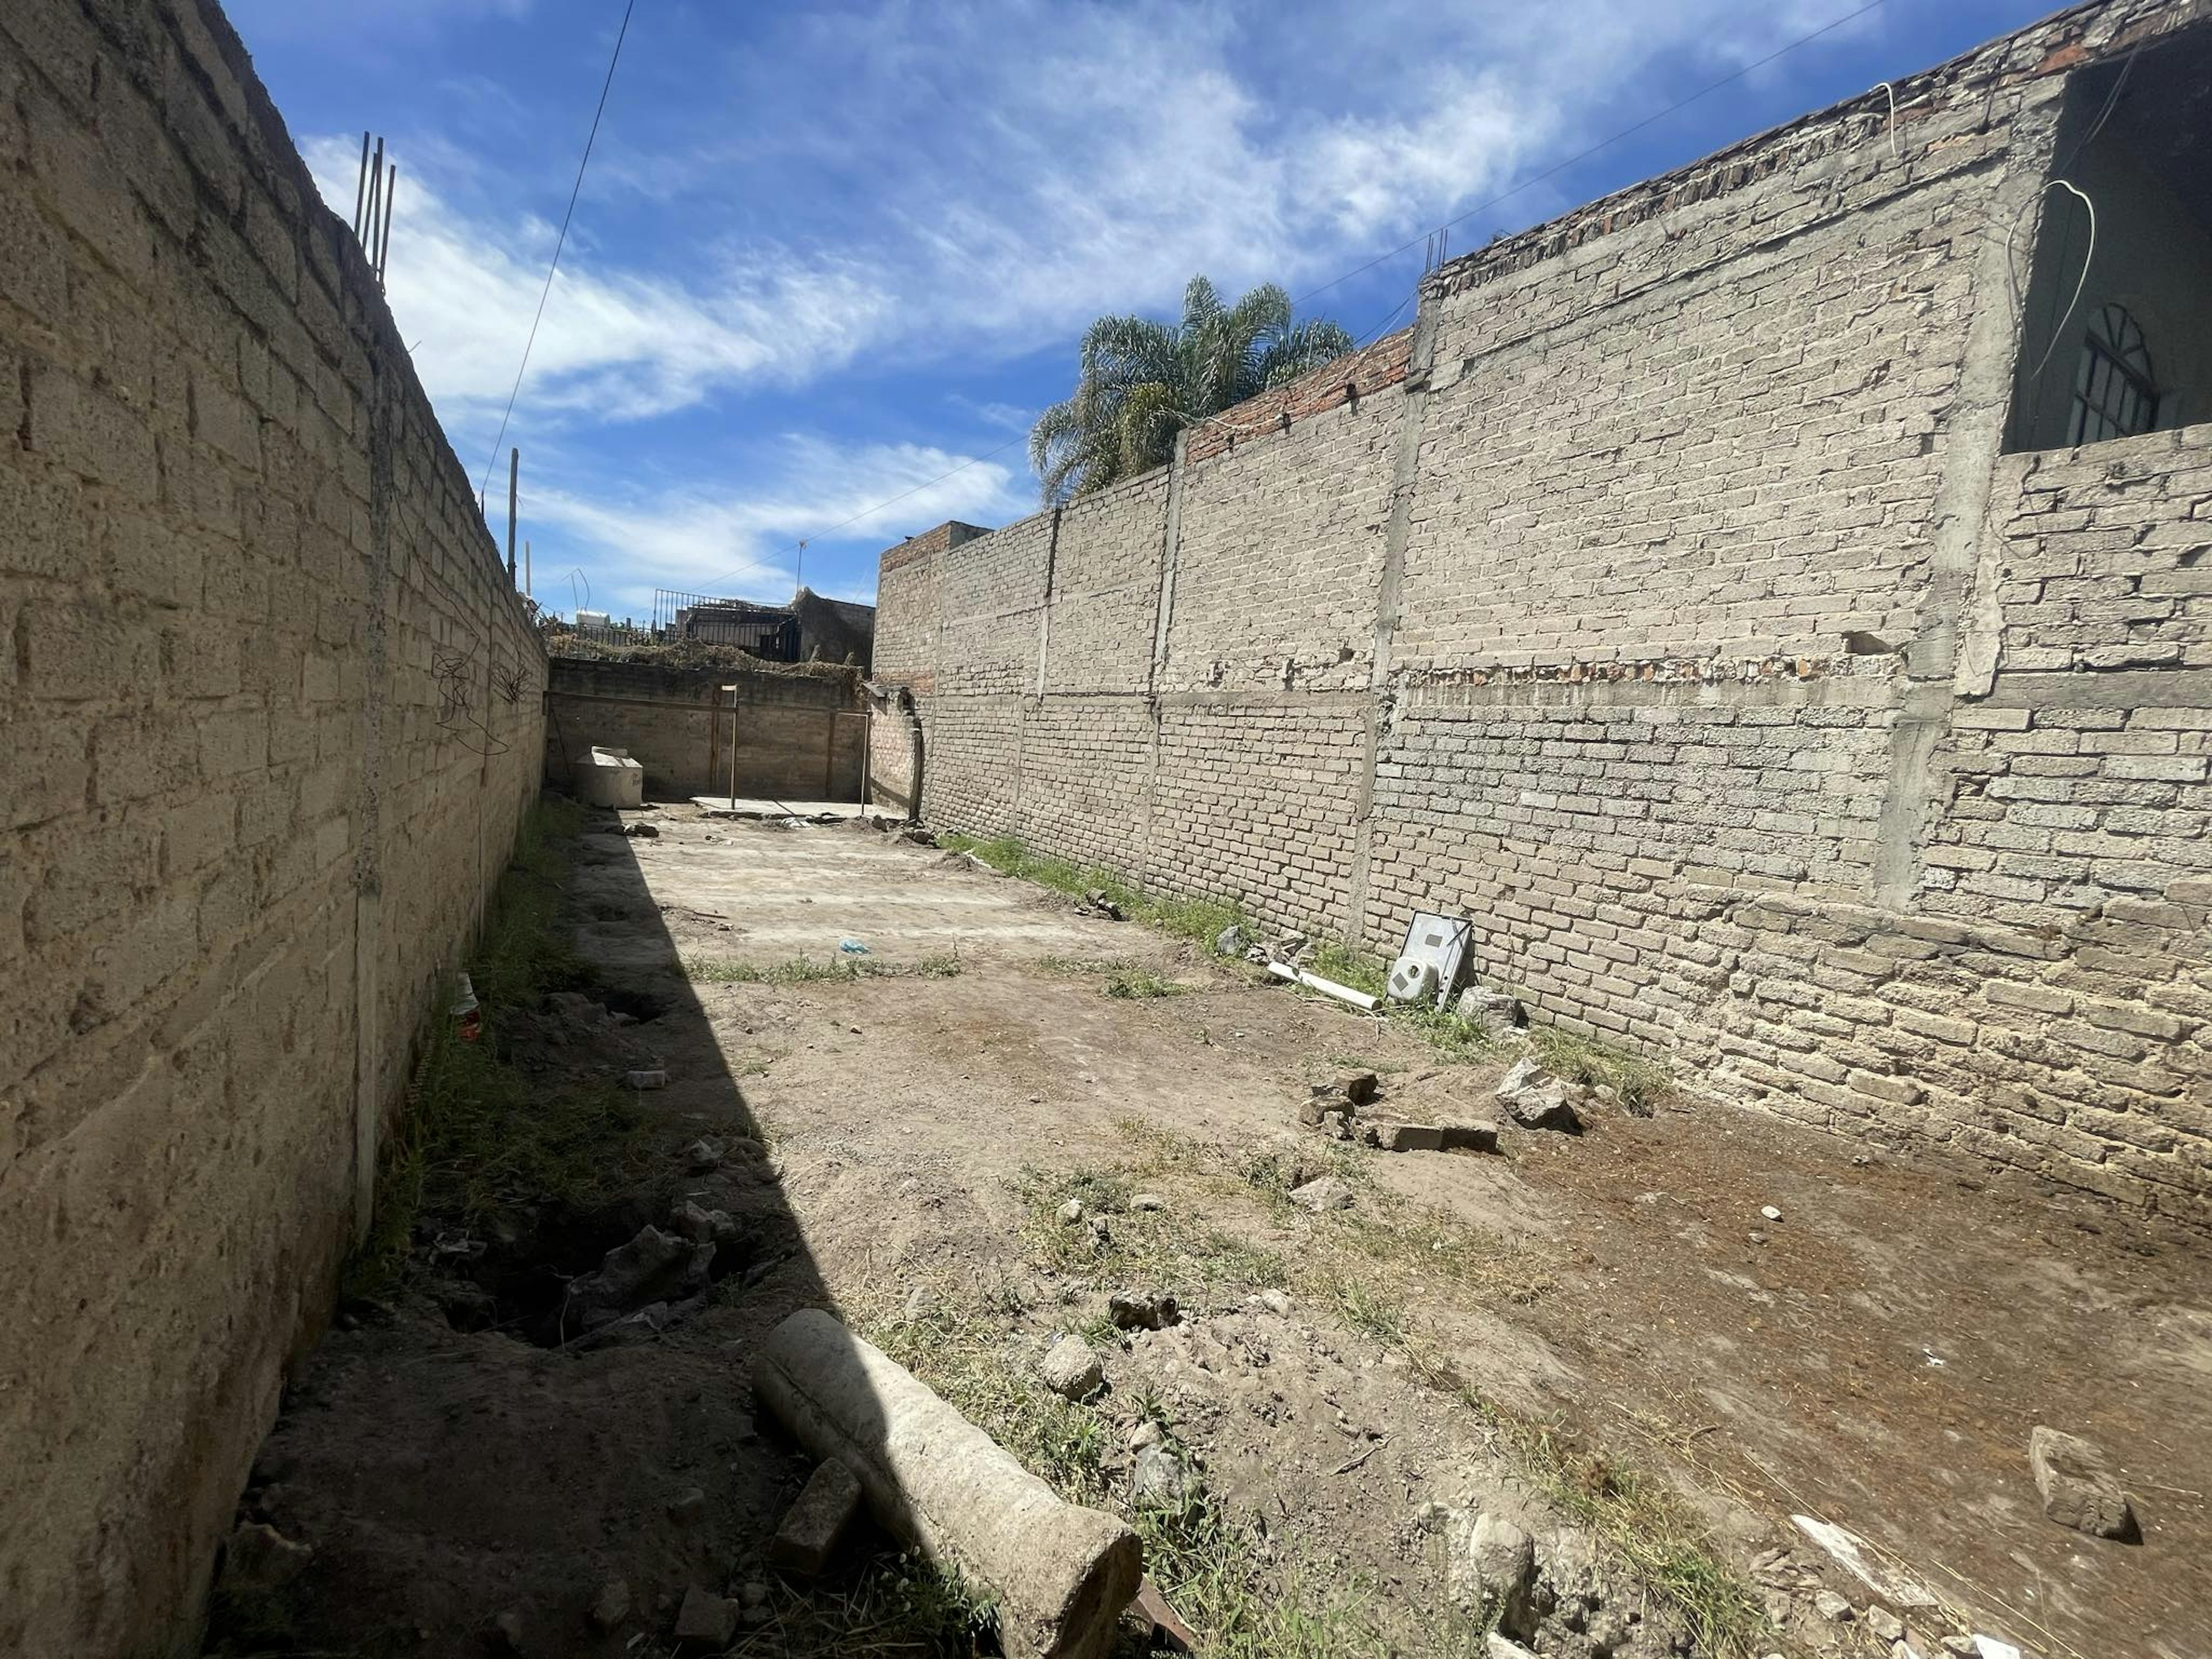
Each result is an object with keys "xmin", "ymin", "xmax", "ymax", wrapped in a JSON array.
[
  {"xmin": 524, "ymin": 540, "xmax": 532, "ymax": 600},
  {"xmin": 506, "ymin": 448, "xmax": 519, "ymax": 582}
]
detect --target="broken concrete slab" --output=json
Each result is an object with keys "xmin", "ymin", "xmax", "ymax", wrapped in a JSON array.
[
  {"xmin": 2028, "ymin": 1426, "xmax": 2139, "ymax": 1541},
  {"xmin": 768, "ymin": 1460, "xmax": 864, "ymax": 1576},
  {"xmin": 1455, "ymin": 987, "xmax": 1524, "ymax": 1037},
  {"xmin": 1495, "ymin": 1056, "xmax": 1582, "ymax": 1134},
  {"xmin": 561, "ymin": 1226, "xmax": 713, "ymax": 1334},
  {"xmin": 1372, "ymin": 1122, "xmax": 1445, "ymax": 1153},
  {"xmin": 1289, "ymin": 1176, "xmax": 1353, "ymax": 1213},
  {"xmin": 1439, "ymin": 1120, "xmax": 1501, "ymax": 1154}
]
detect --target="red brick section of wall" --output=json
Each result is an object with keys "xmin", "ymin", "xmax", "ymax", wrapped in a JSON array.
[
  {"xmin": 870, "ymin": 0, "xmax": 2212, "ymax": 1226},
  {"xmin": 1183, "ymin": 329, "xmax": 1412, "ymax": 464},
  {"xmin": 0, "ymin": 1, "xmax": 546, "ymax": 1651}
]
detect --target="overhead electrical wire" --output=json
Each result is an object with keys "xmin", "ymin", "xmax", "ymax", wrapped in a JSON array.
[
  {"xmin": 686, "ymin": 0, "xmax": 1896, "ymax": 599},
  {"xmin": 475, "ymin": 0, "xmax": 638, "ymax": 507}
]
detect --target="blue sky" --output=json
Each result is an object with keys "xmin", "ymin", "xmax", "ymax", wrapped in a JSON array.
[{"xmin": 226, "ymin": 0, "xmax": 2056, "ymax": 620}]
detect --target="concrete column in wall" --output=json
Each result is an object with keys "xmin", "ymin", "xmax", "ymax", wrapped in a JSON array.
[
  {"xmin": 1138, "ymin": 431, "xmax": 1187, "ymax": 882},
  {"xmin": 1874, "ymin": 85, "xmax": 2066, "ymax": 909},
  {"xmin": 1036, "ymin": 506, "xmax": 1063, "ymax": 696},
  {"xmin": 352, "ymin": 371, "xmax": 396, "ymax": 1243},
  {"xmin": 1342, "ymin": 291, "xmax": 1442, "ymax": 945}
]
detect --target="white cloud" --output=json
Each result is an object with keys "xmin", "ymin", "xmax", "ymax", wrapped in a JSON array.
[
  {"xmin": 306, "ymin": 0, "xmax": 1895, "ymax": 437},
  {"xmin": 524, "ymin": 436, "xmax": 1031, "ymax": 614},
  {"xmin": 302, "ymin": 138, "xmax": 897, "ymax": 440}
]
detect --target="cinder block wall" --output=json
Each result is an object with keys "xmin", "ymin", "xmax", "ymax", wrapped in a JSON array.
[
  {"xmin": 875, "ymin": 0, "xmax": 2211, "ymax": 1223},
  {"xmin": 544, "ymin": 657, "xmax": 865, "ymax": 801},
  {"xmin": 0, "ymin": 2, "xmax": 546, "ymax": 1652}
]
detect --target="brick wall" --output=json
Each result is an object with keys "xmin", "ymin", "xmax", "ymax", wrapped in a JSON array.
[
  {"xmin": 877, "ymin": 0, "xmax": 2212, "ymax": 1224},
  {"xmin": 0, "ymin": 2, "xmax": 546, "ymax": 1651},
  {"xmin": 546, "ymin": 657, "xmax": 863, "ymax": 802}
]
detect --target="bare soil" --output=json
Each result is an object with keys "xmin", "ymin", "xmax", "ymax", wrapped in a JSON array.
[{"xmin": 208, "ymin": 806, "xmax": 2212, "ymax": 1659}]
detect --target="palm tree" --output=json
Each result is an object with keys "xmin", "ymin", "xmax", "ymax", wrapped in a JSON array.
[{"xmin": 1029, "ymin": 276, "xmax": 1355, "ymax": 503}]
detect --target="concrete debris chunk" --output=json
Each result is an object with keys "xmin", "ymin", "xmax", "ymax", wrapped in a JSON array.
[
  {"xmin": 1131, "ymin": 1442, "xmax": 1198, "ymax": 1510},
  {"xmin": 1373, "ymin": 1122, "xmax": 1445, "ymax": 1153},
  {"xmin": 1058, "ymin": 1199, "xmax": 1085, "ymax": 1225},
  {"xmin": 562, "ymin": 1226, "xmax": 714, "ymax": 1334},
  {"xmin": 1289, "ymin": 1176, "xmax": 1354, "ymax": 1213},
  {"xmin": 1439, "ymin": 1120, "xmax": 1501, "ymax": 1154},
  {"xmin": 1455, "ymin": 987, "xmax": 1524, "ymax": 1036},
  {"xmin": 2028, "ymin": 1425, "xmax": 2139, "ymax": 1541},
  {"xmin": 1814, "ymin": 1590, "xmax": 1853, "ymax": 1622},
  {"xmin": 670, "ymin": 1199, "xmax": 734, "ymax": 1243},
  {"xmin": 1108, "ymin": 1290, "xmax": 1180, "ymax": 1331},
  {"xmin": 667, "ymin": 1486, "xmax": 708, "ymax": 1524},
  {"xmin": 1130, "ymin": 1192, "xmax": 1165, "ymax": 1212},
  {"xmin": 1040, "ymin": 1334, "xmax": 1105, "ymax": 1399},
  {"xmin": 624, "ymin": 1068, "xmax": 667, "ymax": 1090},
  {"xmin": 589, "ymin": 1578, "xmax": 631, "ymax": 1630},
  {"xmin": 1214, "ymin": 923, "xmax": 1249, "ymax": 956},
  {"xmin": 768, "ymin": 1459, "xmax": 864, "ymax": 1575},
  {"xmin": 220, "ymin": 1521, "xmax": 312, "ymax": 1595},
  {"xmin": 1318, "ymin": 1109, "xmax": 1351, "ymax": 1140},
  {"xmin": 673, "ymin": 1584, "xmax": 738, "ymax": 1649},
  {"xmin": 620, "ymin": 820, "xmax": 659, "ymax": 838},
  {"xmin": 1334, "ymin": 1071, "xmax": 1380, "ymax": 1106},
  {"xmin": 1866, "ymin": 1606, "xmax": 1905, "ymax": 1641},
  {"xmin": 1494, "ymin": 1056, "xmax": 1582, "ymax": 1134},
  {"xmin": 685, "ymin": 1138, "xmax": 724, "ymax": 1172},
  {"xmin": 1442, "ymin": 1510, "xmax": 1537, "ymax": 1637},
  {"xmin": 1483, "ymin": 1635, "xmax": 1539, "ymax": 1659}
]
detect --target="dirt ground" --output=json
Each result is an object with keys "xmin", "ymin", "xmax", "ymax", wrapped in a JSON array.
[{"xmin": 209, "ymin": 805, "xmax": 2212, "ymax": 1659}]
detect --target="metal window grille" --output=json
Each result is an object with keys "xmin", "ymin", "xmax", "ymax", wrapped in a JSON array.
[{"xmin": 2068, "ymin": 303, "xmax": 2158, "ymax": 445}]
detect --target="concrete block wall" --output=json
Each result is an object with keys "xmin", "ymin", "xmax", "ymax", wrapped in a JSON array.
[
  {"xmin": 544, "ymin": 657, "xmax": 864, "ymax": 802},
  {"xmin": 876, "ymin": 0, "xmax": 2212, "ymax": 1223},
  {"xmin": 0, "ymin": 2, "xmax": 546, "ymax": 1652}
]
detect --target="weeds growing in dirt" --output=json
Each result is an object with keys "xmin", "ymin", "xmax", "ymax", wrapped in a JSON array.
[
  {"xmin": 1528, "ymin": 1024, "xmax": 1671, "ymax": 1115},
  {"xmin": 346, "ymin": 797, "xmax": 643, "ymax": 1303},
  {"xmin": 683, "ymin": 951, "xmax": 963, "ymax": 984},
  {"xmin": 1103, "ymin": 969, "xmax": 1187, "ymax": 999},
  {"xmin": 1038, "ymin": 955, "xmax": 1132, "ymax": 976},
  {"xmin": 938, "ymin": 833, "xmax": 1245, "ymax": 954}
]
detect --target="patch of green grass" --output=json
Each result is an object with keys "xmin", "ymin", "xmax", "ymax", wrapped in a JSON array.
[
  {"xmin": 1331, "ymin": 1278, "xmax": 1409, "ymax": 1344},
  {"xmin": 1037, "ymin": 954, "xmax": 1132, "ymax": 976},
  {"xmin": 1104, "ymin": 969, "xmax": 1187, "ymax": 1000},
  {"xmin": 1528, "ymin": 1024, "xmax": 1673, "ymax": 1115},
  {"xmin": 1012, "ymin": 1162, "xmax": 1289, "ymax": 1296},
  {"xmin": 344, "ymin": 797, "xmax": 643, "ymax": 1303},
  {"xmin": 1308, "ymin": 939, "xmax": 1389, "ymax": 1000},
  {"xmin": 938, "ymin": 832, "xmax": 1247, "ymax": 955},
  {"xmin": 683, "ymin": 950, "xmax": 963, "ymax": 985}
]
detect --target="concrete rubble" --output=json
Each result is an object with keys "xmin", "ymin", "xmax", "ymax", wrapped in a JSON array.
[
  {"xmin": 1495, "ymin": 1056, "xmax": 1584, "ymax": 1134},
  {"xmin": 768, "ymin": 1460, "xmax": 864, "ymax": 1575},
  {"xmin": 2028, "ymin": 1426, "xmax": 2139, "ymax": 1541},
  {"xmin": 754, "ymin": 1309, "xmax": 1140, "ymax": 1659}
]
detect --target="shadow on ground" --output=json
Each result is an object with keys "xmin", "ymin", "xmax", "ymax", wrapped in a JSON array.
[{"xmin": 199, "ymin": 796, "xmax": 966, "ymax": 1659}]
